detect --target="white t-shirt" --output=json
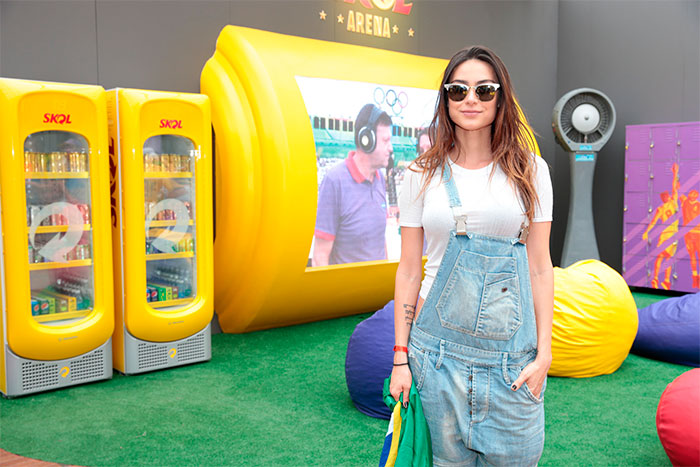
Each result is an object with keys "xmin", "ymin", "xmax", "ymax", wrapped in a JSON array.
[{"xmin": 398, "ymin": 155, "xmax": 553, "ymax": 299}]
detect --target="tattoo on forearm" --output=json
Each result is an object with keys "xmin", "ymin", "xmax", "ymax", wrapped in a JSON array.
[{"xmin": 403, "ymin": 304, "xmax": 416, "ymax": 325}]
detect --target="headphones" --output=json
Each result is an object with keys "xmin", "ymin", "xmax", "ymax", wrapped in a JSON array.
[{"xmin": 355, "ymin": 105, "xmax": 385, "ymax": 154}]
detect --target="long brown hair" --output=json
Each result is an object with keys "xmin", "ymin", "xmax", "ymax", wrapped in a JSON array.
[{"xmin": 414, "ymin": 46, "xmax": 540, "ymax": 222}]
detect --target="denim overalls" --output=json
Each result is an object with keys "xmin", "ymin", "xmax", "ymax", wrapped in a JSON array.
[{"xmin": 408, "ymin": 167, "xmax": 546, "ymax": 467}]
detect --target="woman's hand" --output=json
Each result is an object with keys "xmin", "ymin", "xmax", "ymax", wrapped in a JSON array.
[
  {"xmin": 389, "ymin": 364, "xmax": 412, "ymax": 408},
  {"xmin": 511, "ymin": 355, "xmax": 551, "ymax": 398}
]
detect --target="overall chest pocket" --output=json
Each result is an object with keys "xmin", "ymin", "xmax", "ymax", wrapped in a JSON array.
[{"xmin": 435, "ymin": 250, "xmax": 521, "ymax": 340}]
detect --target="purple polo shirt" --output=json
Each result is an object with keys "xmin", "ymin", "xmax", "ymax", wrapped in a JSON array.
[{"xmin": 315, "ymin": 151, "xmax": 387, "ymax": 265}]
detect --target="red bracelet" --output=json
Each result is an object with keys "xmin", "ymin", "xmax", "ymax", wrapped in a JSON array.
[{"xmin": 393, "ymin": 345, "xmax": 408, "ymax": 353}]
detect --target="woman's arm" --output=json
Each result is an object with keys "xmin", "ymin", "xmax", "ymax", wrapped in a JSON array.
[
  {"xmin": 512, "ymin": 220, "xmax": 553, "ymax": 396},
  {"xmin": 389, "ymin": 226, "xmax": 424, "ymax": 406}
]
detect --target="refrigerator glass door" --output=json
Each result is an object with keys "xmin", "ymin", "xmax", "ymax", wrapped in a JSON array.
[
  {"xmin": 143, "ymin": 135, "xmax": 197, "ymax": 309},
  {"xmin": 24, "ymin": 131, "xmax": 95, "ymax": 326}
]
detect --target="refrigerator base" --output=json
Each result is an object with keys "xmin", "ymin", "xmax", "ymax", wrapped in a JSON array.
[
  {"xmin": 3, "ymin": 339, "xmax": 112, "ymax": 397},
  {"xmin": 121, "ymin": 323, "xmax": 211, "ymax": 375}
]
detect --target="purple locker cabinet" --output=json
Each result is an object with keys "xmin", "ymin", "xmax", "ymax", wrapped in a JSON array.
[{"xmin": 623, "ymin": 122, "xmax": 700, "ymax": 293}]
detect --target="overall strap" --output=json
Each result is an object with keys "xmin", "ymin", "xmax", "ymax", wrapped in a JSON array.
[{"xmin": 442, "ymin": 164, "xmax": 468, "ymax": 235}]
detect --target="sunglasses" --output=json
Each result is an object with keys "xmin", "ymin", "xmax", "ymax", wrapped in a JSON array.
[{"xmin": 443, "ymin": 83, "xmax": 501, "ymax": 102}]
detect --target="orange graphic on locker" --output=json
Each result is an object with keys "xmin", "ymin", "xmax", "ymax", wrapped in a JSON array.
[
  {"xmin": 642, "ymin": 163, "xmax": 680, "ymax": 290},
  {"xmin": 681, "ymin": 189, "xmax": 700, "ymax": 288}
]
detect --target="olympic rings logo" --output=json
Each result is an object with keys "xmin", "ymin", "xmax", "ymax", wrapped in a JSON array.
[{"xmin": 374, "ymin": 87, "xmax": 409, "ymax": 116}]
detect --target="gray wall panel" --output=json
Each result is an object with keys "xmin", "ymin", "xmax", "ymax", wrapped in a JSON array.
[
  {"xmin": 1, "ymin": 0, "xmax": 98, "ymax": 84},
  {"xmin": 96, "ymin": 0, "xmax": 230, "ymax": 92},
  {"xmin": 230, "ymin": 1, "xmax": 333, "ymax": 43},
  {"xmin": 555, "ymin": 0, "xmax": 700, "ymax": 271}
]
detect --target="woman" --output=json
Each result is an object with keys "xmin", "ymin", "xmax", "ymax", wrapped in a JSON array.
[{"xmin": 390, "ymin": 46, "xmax": 553, "ymax": 466}]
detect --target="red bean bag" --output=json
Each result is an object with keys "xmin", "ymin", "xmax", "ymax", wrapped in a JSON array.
[{"xmin": 656, "ymin": 369, "xmax": 700, "ymax": 466}]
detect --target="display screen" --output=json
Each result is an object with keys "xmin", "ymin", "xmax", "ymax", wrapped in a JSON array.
[{"xmin": 296, "ymin": 76, "xmax": 438, "ymax": 267}]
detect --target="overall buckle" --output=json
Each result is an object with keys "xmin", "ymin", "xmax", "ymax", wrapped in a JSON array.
[
  {"xmin": 518, "ymin": 222, "xmax": 529, "ymax": 244},
  {"xmin": 455, "ymin": 215, "xmax": 468, "ymax": 235}
]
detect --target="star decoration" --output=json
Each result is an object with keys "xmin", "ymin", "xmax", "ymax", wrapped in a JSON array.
[
  {"xmin": 408, "ymin": 28, "xmax": 415, "ymax": 37},
  {"xmin": 392, "ymin": 25, "xmax": 399, "ymax": 34},
  {"xmin": 337, "ymin": 14, "xmax": 345, "ymax": 23},
  {"xmin": 319, "ymin": 10, "xmax": 327, "ymax": 20}
]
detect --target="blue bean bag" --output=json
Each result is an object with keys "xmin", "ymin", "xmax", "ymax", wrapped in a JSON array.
[
  {"xmin": 631, "ymin": 292, "xmax": 700, "ymax": 367},
  {"xmin": 345, "ymin": 300, "xmax": 394, "ymax": 419}
]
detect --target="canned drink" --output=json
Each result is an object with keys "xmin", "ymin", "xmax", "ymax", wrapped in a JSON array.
[
  {"xmin": 79, "ymin": 152, "xmax": 88, "ymax": 172},
  {"xmin": 183, "ymin": 201, "xmax": 191, "ymax": 218},
  {"xmin": 31, "ymin": 299, "xmax": 40, "ymax": 316},
  {"xmin": 146, "ymin": 288, "xmax": 151, "ymax": 302},
  {"xmin": 58, "ymin": 152, "xmax": 67, "ymax": 172},
  {"xmin": 24, "ymin": 152, "xmax": 33, "ymax": 172},
  {"xmin": 172, "ymin": 286, "xmax": 179, "ymax": 298},
  {"xmin": 163, "ymin": 154, "xmax": 172, "ymax": 172},
  {"xmin": 148, "ymin": 153, "xmax": 157, "ymax": 172},
  {"xmin": 188, "ymin": 238, "xmax": 195, "ymax": 252},
  {"xmin": 37, "ymin": 297, "xmax": 50, "ymax": 315},
  {"xmin": 69, "ymin": 152, "xmax": 77, "ymax": 172},
  {"xmin": 37, "ymin": 153, "xmax": 46, "ymax": 172},
  {"xmin": 28, "ymin": 244, "xmax": 34, "ymax": 263}
]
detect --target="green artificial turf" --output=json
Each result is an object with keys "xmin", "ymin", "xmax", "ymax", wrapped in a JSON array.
[{"xmin": 0, "ymin": 292, "xmax": 690, "ymax": 466}]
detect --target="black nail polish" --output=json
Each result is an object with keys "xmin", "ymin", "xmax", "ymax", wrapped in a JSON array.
[{"xmin": 511, "ymin": 384, "xmax": 517, "ymax": 391}]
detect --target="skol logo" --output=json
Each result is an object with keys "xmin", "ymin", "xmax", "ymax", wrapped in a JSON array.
[
  {"xmin": 43, "ymin": 113, "xmax": 73, "ymax": 124},
  {"xmin": 159, "ymin": 119, "xmax": 183, "ymax": 129},
  {"xmin": 169, "ymin": 348, "xmax": 177, "ymax": 359},
  {"xmin": 60, "ymin": 367, "xmax": 70, "ymax": 378},
  {"xmin": 344, "ymin": 0, "xmax": 413, "ymax": 14}
]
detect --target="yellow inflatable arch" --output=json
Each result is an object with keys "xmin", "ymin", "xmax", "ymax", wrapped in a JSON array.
[{"xmin": 201, "ymin": 26, "xmax": 540, "ymax": 333}]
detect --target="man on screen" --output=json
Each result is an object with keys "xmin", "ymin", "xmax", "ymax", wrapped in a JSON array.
[{"xmin": 312, "ymin": 103, "xmax": 393, "ymax": 266}]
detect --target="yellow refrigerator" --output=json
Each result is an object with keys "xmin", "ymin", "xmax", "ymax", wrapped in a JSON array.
[
  {"xmin": 107, "ymin": 88, "xmax": 213, "ymax": 375},
  {"xmin": 0, "ymin": 78, "xmax": 114, "ymax": 397}
]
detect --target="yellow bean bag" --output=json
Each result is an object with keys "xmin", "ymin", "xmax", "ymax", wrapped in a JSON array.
[{"xmin": 550, "ymin": 259, "xmax": 638, "ymax": 377}]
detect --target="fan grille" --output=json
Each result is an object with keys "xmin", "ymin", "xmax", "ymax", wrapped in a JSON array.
[{"xmin": 560, "ymin": 93, "xmax": 611, "ymax": 144}]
